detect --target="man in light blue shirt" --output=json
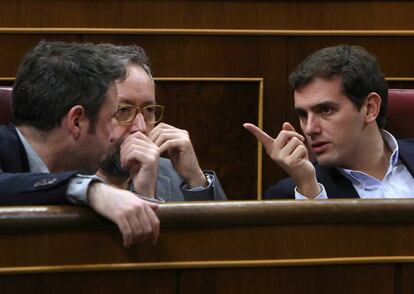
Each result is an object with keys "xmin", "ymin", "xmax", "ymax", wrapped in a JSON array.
[{"xmin": 244, "ymin": 45, "xmax": 414, "ymax": 199}]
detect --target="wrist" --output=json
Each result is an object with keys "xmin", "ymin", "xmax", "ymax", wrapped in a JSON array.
[
  {"xmin": 133, "ymin": 168, "xmax": 158, "ymax": 198},
  {"xmin": 134, "ymin": 183, "xmax": 156, "ymax": 198},
  {"xmin": 296, "ymin": 177, "xmax": 320, "ymax": 199},
  {"xmin": 185, "ymin": 168, "xmax": 208, "ymax": 188},
  {"xmin": 87, "ymin": 181, "xmax": 103, "ymax": 207}
]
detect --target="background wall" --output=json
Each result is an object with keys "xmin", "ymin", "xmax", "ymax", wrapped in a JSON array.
[{"xmin": 1, "ymin": 0, "xmax": 414, "ymax": 199}]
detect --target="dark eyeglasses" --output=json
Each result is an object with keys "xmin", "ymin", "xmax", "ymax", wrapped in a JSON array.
[{"xmin": 112, "ymin": 104, "xmax": 165, "ymax": 125}]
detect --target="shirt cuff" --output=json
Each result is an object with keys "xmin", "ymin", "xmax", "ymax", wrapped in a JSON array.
[
  {"xmin": 66, "ymin": 174, "xmax": 102, "ymax": 205},
  {"xmin": 181, "ymin": 172, "xmax": 213, "ymax": 192},
  {"xmin": 294, "ymin": 183, "xmax": 328, "ymax": 200}
]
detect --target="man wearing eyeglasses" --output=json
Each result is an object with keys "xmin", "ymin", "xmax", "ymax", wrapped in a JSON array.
[{"xmin": 96, "ymin": 44, "xmax": 226, "ymax": 201}]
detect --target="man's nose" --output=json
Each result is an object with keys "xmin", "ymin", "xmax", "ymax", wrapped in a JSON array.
[
  {"xmin": 128, "ymin": 112, "xmax": 147, "ymax": 134},
  {"xmin": 303, "ymin": 114, "xmax": 322, "ymax": 136}
]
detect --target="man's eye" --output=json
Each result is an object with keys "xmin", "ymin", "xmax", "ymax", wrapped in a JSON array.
[
  {"xmin": 114, "ymin": 107, "xmax": 133, "ymax": 121},
  {"xmin": 143, "ymin": 106, "xmax": 155, "ymax": 114},
  {"xmin": 118, "ymin": 107, "xmax": 131, "ymax": 114},
  {"xmin": 297, "ymin": 111, "xmax": 307, "ymax": 119},
  {"xmin": 320, "ymin": 106, "xmax": 333, "ymax": 114}
]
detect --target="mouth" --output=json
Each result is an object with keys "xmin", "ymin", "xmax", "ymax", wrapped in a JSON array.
[{"xmin": 311, "ymin": 141, "xmax": 330, "ymax": 155}]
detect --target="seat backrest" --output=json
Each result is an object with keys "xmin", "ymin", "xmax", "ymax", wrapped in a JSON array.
[
  {"xmin": 386, "ymin": 89, "xmax": 414, "ymax": 139},
  {"xmin": 0, "ymin": 86, "xmax": 12, "ymax": 125}
]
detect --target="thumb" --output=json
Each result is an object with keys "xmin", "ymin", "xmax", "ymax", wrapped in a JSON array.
[
  {"xmin": 148, "ymin": 202, "xmax": 159, "ymax": 211},
  {"xmin": 282, "ymin": 122, "xmax": 296, "ymax": 132},
  {"xmin": 138, "ymin": 197, "xmax": 160, "ymax": 210}
]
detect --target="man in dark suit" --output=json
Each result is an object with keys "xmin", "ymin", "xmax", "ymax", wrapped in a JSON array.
[
  {"xmin": 244, "ymin": 45, "xmax": 414, "ymax": 199},
  {"xmin": 95, "ymin": 44, "xmax": 226, "ymax": 202},
  {"xmin": 0, "ymin": 41, "xmax": 159, "ymax": 247}
]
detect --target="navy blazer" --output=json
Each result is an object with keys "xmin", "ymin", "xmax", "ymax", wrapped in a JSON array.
[
  {"xmin": 0, "ymin": 126, "xmax": 77, "ymax": 205},
  {"xmin": 265, "ymin": 139, "xmax": 414, "ymax": 199}
]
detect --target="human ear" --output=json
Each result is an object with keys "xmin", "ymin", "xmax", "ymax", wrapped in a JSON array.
[
  {"xmin": 363, "ymin": 92, "xmax": 381, "ymax": 124},
  {"xmin": 65, "ymin": 105, "xmax": 88, "ymax": 140}
]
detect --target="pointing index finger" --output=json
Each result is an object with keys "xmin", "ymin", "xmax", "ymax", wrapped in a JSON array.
[{"xmin": 243, "ymin": 123, "xmax": 274, "ymax": 151}]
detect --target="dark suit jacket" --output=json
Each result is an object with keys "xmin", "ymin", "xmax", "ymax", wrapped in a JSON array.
[
  {"xmin": 265, "ymin": 139, "xmax": 414, "ymax": 199},
  {"xmin": 0, "ymin": 126, "xmax": 77, "ymax": 205}
]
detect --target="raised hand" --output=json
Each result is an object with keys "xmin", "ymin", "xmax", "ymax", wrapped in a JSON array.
[
  {"xmin": 149, "ymin": 123, "xmax": 207, "ymax": 188},
  {"xmin": 243, "ymin": 122, "xmax": 320, "ymax": 198},
  {"xmin": 120, "ymin": 132, "xmax": 160, "ymax": 197}
]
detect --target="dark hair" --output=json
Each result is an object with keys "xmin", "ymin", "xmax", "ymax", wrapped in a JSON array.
[
  {"xmin": 97, "ymin": 43, "xmax": 152, "ymax": 77},
  {"xmin": 289, "ymin": 45, "xmax": 388, "ymax": 128},
  {"xmin": 12, "ymin": 41, "xmax": 126, "ymax": 131}
]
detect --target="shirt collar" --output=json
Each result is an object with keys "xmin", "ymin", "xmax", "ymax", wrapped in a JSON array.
[
  {"xmin": 338, "ymin": 130, "xmax": 399, "ymax": 189},
  {"xmin": 382, "ymin": 129, "xmax": 399, "ymax": 167},
  {"xmin": 15, "ymin": 127, "xmax": 49, "ymax": 173}
]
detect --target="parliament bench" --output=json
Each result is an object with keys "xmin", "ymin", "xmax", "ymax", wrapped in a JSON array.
[{"xmin": 1, "ymin": 201, "xmax": 414, "ymax": 293}]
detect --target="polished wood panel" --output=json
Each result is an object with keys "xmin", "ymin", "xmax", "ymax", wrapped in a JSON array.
[
  {"xmin": 1, "ymin": 201, "xmax": 414, "ymax": 292},
  {"xmin": 402, "ymin": 264, "xmax": 414, "ymax": 294},
  {"xmin": 179, "ymin": 265, "xmax": 395, "ymax": 294},
  {"xmin": 0, "ymin": 270, "xmax": 176, "ymax": 294},
  {"xmin": 0, "ymin": 34, "xmax": 81, "ymax": 77},
  {"xmin": 156, "ymin": 80, "xmax": 260, "ymax": 200},
  {"xmin": 288, "ymin": 37, "xmax": 414, "ymax": 78},
  {"xmin": 3, "ymin": 200, "xmax": 414, "ymax": 267},
  {"xmin": 1, "ymin": 1, "xmax": 414, "ymax": 30}
]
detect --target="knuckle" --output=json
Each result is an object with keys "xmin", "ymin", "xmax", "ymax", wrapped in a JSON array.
[
  {"xmin": 279, "ymin": 130, "xmax": 289, "ymax": 138},
  {"xmin": 150, "ymin": 146, "xmax": 160, "ymax": 156},
  {"xmin": 270, "ymin": 154, "xmax": 278, "ymax": 162},
  {"xmin": 120, "ymin": 225, "xmax": 132, "ymax": 238},
  {"xmin": 146, "ymin": 154, "xmax": 158, "ymax": 164},
  {"xmin": 114, "ymin": 211, "xmax": 127, "ymax": 222},
  {"xmin": 284, "ymin": 158, "xmax": 292, "ymax": 166},
  {"xmin": 132, "ymin": 203, "xmax": 145, "ymax": 213},
  {"xmin": 123, "ymin": 206, "xmax": 136, "ymax": 216},
  {"xmin": 159, "ymin": 133, "xmax": 166, "ymax": 141},
  {"xmin": 135, "ymin": 226, "xmax": 143, "ymax": 236},
  {"xmin": 291, "ymin": 137, "xmax": 300, "ymax": 144},
  {"xmin": 142, "ymin": 225, "xmax": 153, "ymax": 236}
]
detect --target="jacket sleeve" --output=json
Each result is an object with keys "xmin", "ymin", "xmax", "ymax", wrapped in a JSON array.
[
  {"xmin": 0, "ymin": 171, "xmax": 77, "ymax": 205},
  {"xmin": 264, "ymin": 178, "xmax": 296, "ymax": 200},
  {"xmin": 180, "ymin": 170, "xmax": 227, "ymax": 201}
]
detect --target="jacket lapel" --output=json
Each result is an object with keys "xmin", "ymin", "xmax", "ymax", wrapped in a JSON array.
[
  {"xmin": 397, "ymin": 139, "xmax": 414, "ymax": 176},
  {"xmin": 316, "ymin": 165, "xmax": 360, "ymax": 198}
]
